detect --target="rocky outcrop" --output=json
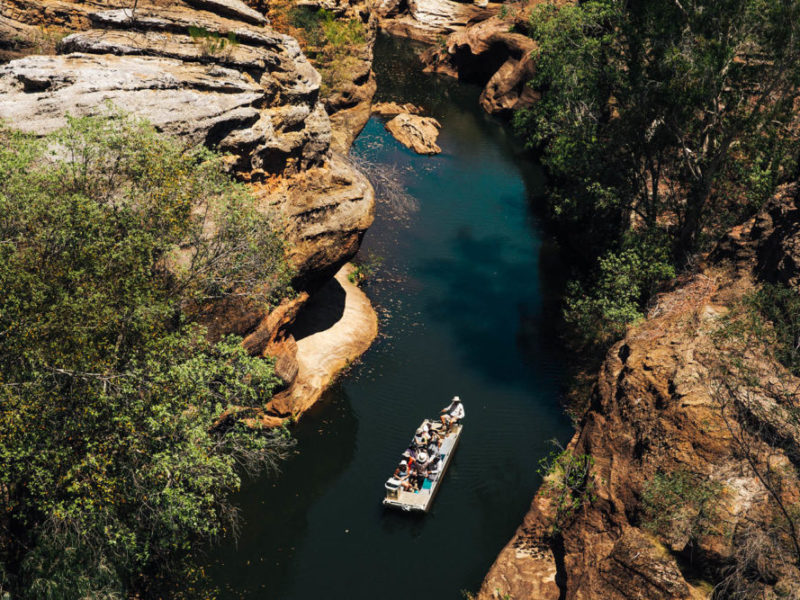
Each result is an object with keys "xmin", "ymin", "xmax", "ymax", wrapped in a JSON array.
[
  {"xmin": 268, "ymin": 0, "xmax": 379, "ymax": 152},
  {"xmin": 422, "ymin": 12, "xmax": 539, "ymax": 114},
  {"xmin": 0, "ymin": 0, "xmax": 376, "ymax": 421},
  {"xmin": 265, "ymin": 263, "xmax": 378, "ymax": 421},
  {"xmin": 479, "ymin": 186, "xmax": 800, "ymax": 599},
  {"xmin": 0, "ymin": 0, "xmax": 374, "ymax": 281},
  {"xmin": 385, "ymin": 113, "xmax": 441, "ymax": 154},
  {"xmin": 375, "ymin": 0, "xmax": 491, "ymax": 43},
  {"xmin": 372, "ymin": 100, "xmax": 423, "ymax": 116}
]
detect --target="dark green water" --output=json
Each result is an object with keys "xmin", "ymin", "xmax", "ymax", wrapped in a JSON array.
[{"xmin": 209, "ymin": 35, "xmax": 572, "ymax": 599}]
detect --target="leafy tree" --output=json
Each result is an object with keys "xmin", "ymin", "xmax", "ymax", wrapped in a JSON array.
[
  {"xmin": 0, "ymin": 113, "xmax": 293, "ymax": 598},
  {"xmin": 517, "ymin": 0, "xmax": 800, "ymax": 347}
]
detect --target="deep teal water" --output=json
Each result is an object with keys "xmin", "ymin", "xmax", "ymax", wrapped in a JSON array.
[{"xmin": 209, "ymin": 35, "xmax": 572, "ymax": 599}]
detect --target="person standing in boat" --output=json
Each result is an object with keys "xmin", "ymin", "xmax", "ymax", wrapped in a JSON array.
[{"xmin": 439, "ymin": 396, "xmax": 465, "ymax": 429}]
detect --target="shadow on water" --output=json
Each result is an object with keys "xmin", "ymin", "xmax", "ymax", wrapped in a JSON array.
[{"xmin": 211, "ymin": 387, "xmax": 358, "ymax": 599}]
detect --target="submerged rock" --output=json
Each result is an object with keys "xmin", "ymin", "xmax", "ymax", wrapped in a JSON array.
[{"xmin": 385, "ymin": 113, "xmax": 442, "ymax": 154}]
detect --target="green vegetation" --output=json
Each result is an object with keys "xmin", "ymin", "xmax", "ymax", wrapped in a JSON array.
[
  {"xmin": 641, "ymin": 469, "xmax": 723, "ymax": 547},
  {"xmin": 537, "ymin": 445, "xmax": 596, "ymax": 534},
  {"xmin": 748, "ymin": 283, "xmax": 800, "ymax": 376},
  {"xmin": 348, "ymin": 252, "xmax": 383, "ymax": 285},
  {"xmin": 285, "ymin": 6, "xmax": 367, "ymax": 96},
  {"xmin": 0, "ymin": 112, "xmax": 293, "ymax": 598},
  {"xmin": 515, "ymin": 0, "xmax": 800, "ymax": 352},
  {"xmin": 188, "ymin": 25, "xmax": 239, "ymax": 58},
  {"xmin": 710, "ymin": 286, "xmax": 800, "ymax": 593}
]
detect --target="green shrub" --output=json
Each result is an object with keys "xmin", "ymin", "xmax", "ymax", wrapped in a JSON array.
[
  {"xmin": 0, "ymin": 111, "xmax": 292, "ymax": 597},
  {"xmin": 188, "ymin": 25, "xmax": 239, "ymax": 57},
  {"xmin": 538, "ymin": 446, "xmax": 596, "ymax": 534},
  {"xmin": 641, "ymin": 470, "xmax": 723, "ymax": 547},
  {"xmin": 749, "ymin": 283, "xmax": 800, "ymax": 376},
  {"xmin": 564, "ymin": 238, "xmax": 675, "ymax": 350},
  {"xmin": 287, "ymin": 6, "xmax": 365, "ymax": 49}
]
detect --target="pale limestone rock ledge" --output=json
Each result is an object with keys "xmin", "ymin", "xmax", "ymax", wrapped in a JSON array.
[{"xmin": 261, "ymin": 263, "xmax": 379, "ymax": 425}]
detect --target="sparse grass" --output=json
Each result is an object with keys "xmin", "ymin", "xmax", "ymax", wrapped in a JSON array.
[
  {"xmin": 537, "ymin": 443, "xmax": 596, "ymax": 535},
  {"xmin": 640, "ymin": 469, "xmax": 724, "ymax": 547},
  {"xmin": 278, "ymin": 6, "xmax": 367, "ymax": 99},
  {"xmin": 188, "ymin": 25, "xmax": 239, "ymax": 58}
]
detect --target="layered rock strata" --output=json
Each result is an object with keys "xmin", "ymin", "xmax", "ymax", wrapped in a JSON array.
[
  {"xmin": 0, "ymin": 0, "xmax": 376, "ymax": 420},
  {"xmin": 374, "ymin": 0, "xmax": 492, "ymax": 43},
  {"xmin": 478, "ymin": 186, "xmax": 800, "ymax": 599}
]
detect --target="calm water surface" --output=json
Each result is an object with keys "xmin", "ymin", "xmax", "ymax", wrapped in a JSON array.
[{"xmin": 210, "ymin": 35, "xmax": 572, "ymax": 599}]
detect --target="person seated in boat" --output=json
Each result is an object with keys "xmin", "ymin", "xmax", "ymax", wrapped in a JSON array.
[
  {"xmin": 427, "ymin": 456, "xmax": 442, "ymax": 481},
  {"xmin": 426, "ymin": 439, "xmax": 441, "ymax": 459},
  {"xmin": 439, "ymin": 396, "xmax": 465, "ymax": 429},
  {"xmin": 413, "ymin": 427, "xmax": 430, "ymax": 447},
  {"xmin": 403, "ymin": 445, "xmax": 417, "ymax": 462},
  {"xmin": 393, "ymin": 460, "xmax": 413, "ymax": 491}
]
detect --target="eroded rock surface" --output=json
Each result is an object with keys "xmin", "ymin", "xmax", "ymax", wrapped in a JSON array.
[
  {"xmin": 422, "ymin": 13, "xmax": 539, "ymax": 114},
  {"xmin": 375, "ymin": 0, "xmax": 490, "ymax": 42},
  {"xmin": 385, "ymin": 113, "xmax": 442, "ymax": 154},
  {"xmin": 479, "ymin": 186, "xmax": 800, "ymax": 599},
  {"xmin": 372, "ymin": 100, "xmax": 423, "ymax": 116},
  {"xmin": 266, "ymin": 264, "xmax": 378, "ymax": 420}
]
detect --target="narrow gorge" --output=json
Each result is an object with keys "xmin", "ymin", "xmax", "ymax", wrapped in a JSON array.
[{"xmin": 3, "ymin": 1, "xmax": 800, "ymax": 599}]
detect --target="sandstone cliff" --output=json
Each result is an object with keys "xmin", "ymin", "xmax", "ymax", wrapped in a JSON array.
[
  {"xmin": 478, "ymin": 187, "xmax": 800, "ymax": 599},
  {"xmin": 0, "ymin": 0, "xmax": 376, "ymax": 420},
  {"xmin": 420, "ymin": 6, "xmax": 539, "ymax": 115}
]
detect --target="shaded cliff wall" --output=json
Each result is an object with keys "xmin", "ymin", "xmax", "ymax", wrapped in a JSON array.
[{"xmin": 479, "ymin": 185, "xmax": 800, "ymax": 599}]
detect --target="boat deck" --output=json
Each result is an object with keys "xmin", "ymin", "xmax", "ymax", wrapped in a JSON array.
[{"xmin": 383, "ymin": 422, "xmax": 462, "ymax": 513}]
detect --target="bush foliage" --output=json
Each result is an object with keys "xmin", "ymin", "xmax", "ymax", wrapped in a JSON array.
[{"xmin": 0, "ymin": 113, "xmax": 293, "ymax": 598}]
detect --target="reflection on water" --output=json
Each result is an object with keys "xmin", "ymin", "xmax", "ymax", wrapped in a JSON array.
[{"xmin": 209, "ymin": 34, "xmax": 572, "ymax": 599}]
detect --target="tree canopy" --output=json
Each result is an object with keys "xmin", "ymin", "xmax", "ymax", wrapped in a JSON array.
[
  {"xmin": 516, "ymin": 0, "xmax": 800, "ymax": 348},
  {"xmin": 0, "ymin": 113, "xmax": 293, "ymax": 598}
]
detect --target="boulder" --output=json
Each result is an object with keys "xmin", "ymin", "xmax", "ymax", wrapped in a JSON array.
[
  {"xmin": 376, "ymin": 0, "xmax": 487, "ymax": 42},
  {"xmin": 371, "ymin": 101, "xmax": 423, "ymax": 116},
  {"xmin": 385, "ymin": 113, "xmax": 442, "ymax": 154}
]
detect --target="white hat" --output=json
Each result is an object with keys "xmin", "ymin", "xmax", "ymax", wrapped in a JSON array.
[
  {"xmin": 453, "ymin": 396, "xmax": 461, "ymax": 402},
  {"xmin": 416, "ymin": 427, "xmax": 423, "ymax": 435},
  {"xmin": 417, "ymin": 451, "xmax": 429, "ymax": 463},
  {"xmin": 399, "ymin": 460, "xmax": 407, "ymax": 467}
]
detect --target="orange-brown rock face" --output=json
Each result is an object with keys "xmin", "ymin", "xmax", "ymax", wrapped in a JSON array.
[
  {"xmin": 480, "ymin": 186, "xmax": 800, "ymax": 599},
  {"xmin": 422, "ymin": 13, "xmax": 539, "ymax": 115}
]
